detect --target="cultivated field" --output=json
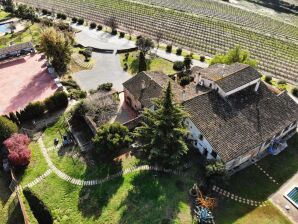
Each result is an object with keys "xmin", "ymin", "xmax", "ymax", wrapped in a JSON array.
[{"xmin": 17, "ymin": 0, "xmax": 298, "ymax": 84}]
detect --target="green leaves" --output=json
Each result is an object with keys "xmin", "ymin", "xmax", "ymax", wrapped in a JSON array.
[{"xmin": 134, "ymin": 82, "xmax": 189, "ymax": 168}]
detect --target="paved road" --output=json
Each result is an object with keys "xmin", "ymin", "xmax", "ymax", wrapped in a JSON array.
[
  {"xmin": 72, "ymin": 52, "xmax": 130, "ymax": 92},
  {"xmin": 73, "ymin": 24, "xmax": 135, "ymax": 50}
]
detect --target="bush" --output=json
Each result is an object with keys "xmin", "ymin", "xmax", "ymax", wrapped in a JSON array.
[
  {"xmin": 20, "ymin": 102, "xmax": 45, "ymax": 121},
  {"xmin": 90, "ymin": 22, "xmax": 97, "ymax": 29},
  {"xmin": 111, "ymin": 29, "xmax": 117, "ymax": 35},
  {"xmin": 92, "ymin": 122, "xmax": 132, "ymax": 158},
  {"xmin": 41, "ymin": 9, "xmax": 48, "ymax": 15},
  {"xmin": 68, "ymin": 89, "xmax": 87, "ymax": 100},
  {"xmin": 4, "ymin": 134, "xmax": 31, "ymax": 167},
  {"xmin": 166, "ymin": 45, "xmax": 172, "ymax": 53},
  {"xmin": 176, "ymin": 48, "xmax": 182, "ymax": 56},
  {"xmin": 97, "ymin": 25, "xmax": 103, "ymax": 30},
  {"xmin": 97, "ymin": 83, "xmax": 113, "ymax": 91},
  {"xmin": 23, "ymin": 188, "xmax": 53, "ymax": 224},
  {"xmin": 173, "ymin": 61, "xmax": 184, "ymax": 71},
  {"xmin": 56, "ymin": 22, "xmax": 69, "ymax": 31},
  {"xmin": 119, "ymin": 32, "xmax": 125, "ymax": 38},
  {"xmin": 0, "ymin": 116, "xmax": 18, "ymax": 144},
  {"xmin": 45, "ymin": 92, "xmax": 68, "ymax": 112},
  {"xmin": 40, "ymin": 18, "xmax": 53, "ymax": 27},
  {"xmin": 77, "ymin": 18, "xmax": 84, "ymax": 25},
  {"xmin": 60, "ymin": 14, "xmax": 67, "ymax": 20},
  {"xmin": 292, "ymin": 87, "xmax": 298, "ymax": 97},
  {"xmin": 71, "ymin": 17, "xmax": 77, "ymax": 23},
  {"xmin": 180, "ymin": 76, "xmax": 190, "ymax": 86},
  {"xmin": 264, "ymin": 75, "xmax": 272, "ymax": 83},
  {"xmin": 60, "ymin": 80, "xmax": 80, "ymax": 90},
  {"xmin": 205, "ymin": 160, "xmax": 227, "ymax": 186},
  {"xmin": 277, "ymin": 79, "xmax": 287, "ymax": 85},
  {"xmin": 200, "ymin": 55, "xmax": 205, "ymax": 62}
]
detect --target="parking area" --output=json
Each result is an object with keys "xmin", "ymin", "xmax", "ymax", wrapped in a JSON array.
[{"xmin": 0, "ymin": 54, "xmax": 57, "ymax": 115}]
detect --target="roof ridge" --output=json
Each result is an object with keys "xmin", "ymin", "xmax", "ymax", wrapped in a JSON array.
[{"xmin": 215, "ymin": 64, "xmax": 251, "ymax": 82}]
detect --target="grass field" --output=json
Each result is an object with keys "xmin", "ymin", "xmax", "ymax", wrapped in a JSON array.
[
  {"xmin": 119, "ymin": 51, "xmax": 175, "ymax": 75},
  {"xmin": 0, "ymin": 10, "xmax": 10, "ymax": 20}
]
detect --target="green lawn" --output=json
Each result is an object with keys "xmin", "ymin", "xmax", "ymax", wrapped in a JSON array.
[
  {"xmin": 17, "ymin": 142, "xmax": 49, "ymax": 186},
  {"xmin": 220, "ymin": 134, "xmax": 298, "ymax": 201},
  {"xmin": 119, "ymin": 51, "xmax": 175, "ymax": 75},
  {"xmin": 0, "ymin": 23, "xmax": 41, "ymax": 48},
  {"xmin": 27, "ymin": 171, "xmax": 195, "ymax": 224},
  {"xmin": 214, "ymin": 198, "xmax": 291, "ymax": 224},
  {"xmin": 0, "ymin": 10, "xmax": 10, "ymax": 20}
]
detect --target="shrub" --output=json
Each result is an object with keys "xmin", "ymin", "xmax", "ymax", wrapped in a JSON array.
[
  {"xmin": 68, "ymin": 89, "xmax": 87, "ymax": 100},
  {"xmin": 21, "ymin": 102, "xmax": 45, "ymax": 121},
  {"xmin": 40, "ymin": 18, "xmax": 53, "ymax": 27},
  {"xmin": 176, "ymin": 48, "xmax": 182, "ymax": 56},
  {"xmin": 90, "ymin": 22, "xmax": 97, "ymax": 29},
  {"xmin": 111, "ymin": 29, "xmax": 117, "ymax": 35},
  {"xmin": 4, "ymin": 134, "xmax": 31, "ymax": 167},
  {"xmin": 92, "ymin": 122, "xmax": 132, "ymax": 158},
  {"xmin": 97, "ymin": 25, "xmax": 103, "ymax": 30},
  {"xmin": 71, "ymin": 17, "xmax": 77, "ymax": 23},
  {"xmin": 205, "ymin": 160, "xmax": 227, "ymax": 186},
  {"xmin": 9, "ymin": 112, "xmax": 19, "ymax": 125},
  {"xmin": 277, "ymin": 79, "xmax": 287, "ymax": 85},
  {"xmin": 45, "ymin": 92, "xmax": 68, "ymax": 112},
  {"xmin": 0, "ymin": 116, "xmax": 18, "ymax": 144},
  {"xmin": 119, "ymin": 32, "xmax": 125, "ymax": 38},
  {"xmin": 180, "ymin": 76, "xmax": 190, "ymax": 86},
  {"xmin": 41, "ymin": 9, "xmax": 48, "ymax": 15},
  {"xmin": 166, "ymin": 45, "xmax": 172, "ymax": 53},
  {"xmin": 56, "ymin": 22, "xmax": 69, "ymax": 31},
  {"xmin": 60, "ymin": 80, "xmax": 80, "ymax": 90},
  {"xmin": 264, "ymin": 75, "xmax": 272, "ymax": 83},
  {"xmin": 173, "ymin": 61, "xmax": 184, "ymax": 71},
  {"xmin": 77, "ymin": 18, "xmax": 84, "ymax": 25},
  {"xmin": 200, "ymin": 55, "xmax": 205, "ymax": 62},
  {"xmin": 23, "ymin": 188, "xmax": 53, "ymax": 224},
  {"xmin": 292, "ymin": 87, "xmax": 298, "ymax": 97},
  {"xmin": 60, "ymin": 14, "xmax": 67, "ymax": 20},
  {"xmin": 97, "ymin": 83, "xmax": 113, "ymax": 91}
]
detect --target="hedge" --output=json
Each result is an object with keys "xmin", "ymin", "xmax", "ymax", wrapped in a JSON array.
[
  {"xmin": 0, "ymin": 116, "xmax": 18, "ymax": 144},
  {"xmin": 44, "ymin": 92, "xmax": 68, "ymax": 112},
  {"xmin": 23, "ymin": 188, "xmax": 53, "ymax": 224}
]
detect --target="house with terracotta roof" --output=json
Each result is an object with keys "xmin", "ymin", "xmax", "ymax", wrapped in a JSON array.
[{"xmin": 122, "ymin": 63, "xmax": 298, "ymax": 173}]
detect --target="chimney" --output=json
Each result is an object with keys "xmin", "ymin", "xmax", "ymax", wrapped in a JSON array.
[
  {"xmin": 254, "ymin": 80, "xmax": 260, "ymax": 92},
  {"xmin": 182, "ymin": 90, "xmax": 186, "ymax": 101},
  {"xmin": 141, "ymin": 80, "xmax": 146, "ymax": 90},
  {"xmin": 221, "ymin": 65, "xmax": 226, "ymax": 77}
]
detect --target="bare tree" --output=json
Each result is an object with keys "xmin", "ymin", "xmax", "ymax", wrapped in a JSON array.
[
  {"xmin": 8, "ymin": 22, "xmax": 16, "ymax": 34},
  {"xmin": 156, "ymin": 31, "xmax": 163, "ymax": 49},
  {"xmin": 104, "ymin": 16, "xmax": 118, "ymax": 32}
]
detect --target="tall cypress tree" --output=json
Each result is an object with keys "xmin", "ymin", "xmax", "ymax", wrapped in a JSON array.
[{"xmin": 134, "ymin": 82, "xmax": 189, "ymax": 167}]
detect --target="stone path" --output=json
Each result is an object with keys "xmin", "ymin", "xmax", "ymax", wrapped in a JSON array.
[
  {"xmin": 253, "ymin": 162, "xmax": 279, "ymax": 185},
  {"xmin": 22, "ymin": 169, "xmax": 52, "ymax": 189},
  {"xmin": 212, "ymin": 185, "xmax": 270, "ymax": 207},
  {"xmin": 35, "ymin": 137, "xmax": 191, "ymax": 187}
]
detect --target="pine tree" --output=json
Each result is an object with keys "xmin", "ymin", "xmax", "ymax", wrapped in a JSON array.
[{"xmin": 134, "ymin": 82, "xmax": 189, "ymax": 167}]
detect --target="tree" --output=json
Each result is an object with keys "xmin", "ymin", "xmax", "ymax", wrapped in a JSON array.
[
  {"xmin": 136, "ymin": 37, "xmax": 154, "ymax": 73},
  {"xmin": 0, "ymin": 116, "xmax": 18, "ymax": 144},
  {"xmin": 4, "ymin": 134, "xmax": 31, "ymax": 167},
  {"xmin": 39, "ymin": 27, "xmax": 72, "ymax": 73},
  {"xmin": 183, "ymin": 55, "xmax": 192, "ymax": 70},
  {"xmin": 92, "ymin": 122, "xmax": 132, "ymax": 158},
  {"xmin": 134, "ymin": 82, "xmax": 189, "ymax": 167},
  {"xmin": 104, "ymin": 16, "xmax": 118, "ymax": 32},
  {"xmin": 210, "ymin": 45, "xmax": 258, "ymax": 68},
  {"xmin": 173, "ymin": 61, "xmax": 184, "ymax": 72},
  {"xmin": 8, "ymin": 22, "xmax": 16, "ymax": 34},
  {"xmin": 155, "ymin": 31, "xmax": 163, "ymax": 49}
]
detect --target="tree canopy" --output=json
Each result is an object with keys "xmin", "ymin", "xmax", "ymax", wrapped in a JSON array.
[
  {"xmin": 39, "ymin": 27, "xmax": 72, "ymax": 73},
  {"xmin": 134, "ymin": 82, "xmax": 189, "ymax": 167},
  {"xmin": 136, "ymin": 37, "xmax": 154, "ymax": 55},
  {"xmin": 210, "ymin": 45, "xmax": 258, "ymax": 68},
  {"xmin": 0, "ymin": 116, "xmax": 18, "ymax": 144},
  {"xmin": 92, "ymin": 122, "xmax": 132, "ymax": 159}
]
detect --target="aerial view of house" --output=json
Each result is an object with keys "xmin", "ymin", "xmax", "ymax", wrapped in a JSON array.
[{"xmin": 0, "ymin": 0, "xmax": 297, "ymax": 223}]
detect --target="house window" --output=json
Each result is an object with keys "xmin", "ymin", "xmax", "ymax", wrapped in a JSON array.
[
  {"xmin": 203, "ymin": 148, "xmax": 208, "ymax": 157},
  {"xmin": 199, "ymin": 134, "xmax": 203, "ymax": 141},
  {"xmin": 211, "ymin": 150, "xmax": 217, "ymax": 158}
]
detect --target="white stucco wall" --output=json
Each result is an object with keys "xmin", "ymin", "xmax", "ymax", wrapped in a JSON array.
[{"xmin": 185, "ymin": 118, "xmax": 220, "ymax": 160}]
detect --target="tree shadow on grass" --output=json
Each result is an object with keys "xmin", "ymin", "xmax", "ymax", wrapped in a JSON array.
[
  {"xmin": 77, "ymin": 155, "xmax": 124, "ymax": 219},
  {"xmin": 118, "ymin": 171, "xmax": 193, "ymax": 224},
  {"xmin": 130, "ymin": 57, "xmax": 152, "ymax": 74}
]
